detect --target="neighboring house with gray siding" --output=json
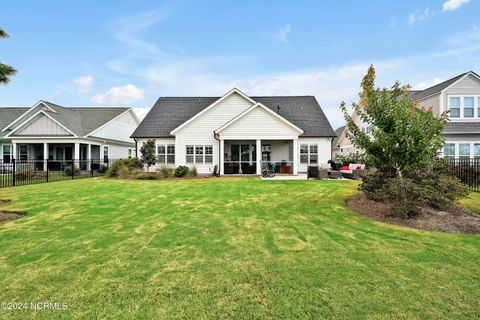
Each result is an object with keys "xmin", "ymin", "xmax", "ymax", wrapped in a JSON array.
[
  {"xmin": 131, "ymin": 88, "xmax": 336, "ymax": 175},
  {"xmin": 0, "ymin": 101, "xmax": 140, "ymax": 167},
  {"xmin": 334, "ymin": 71, "xmax": 480, "ymax": 159}
]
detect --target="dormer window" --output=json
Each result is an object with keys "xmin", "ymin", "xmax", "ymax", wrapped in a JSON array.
[{"xmin": 448, "ymin": 95, "xmax": 479, "ymax": 119}]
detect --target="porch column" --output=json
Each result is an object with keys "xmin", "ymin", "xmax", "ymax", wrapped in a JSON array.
[
  {"xmin": 74, "ymin": 143, "xmax": 80, "ymax": 159},
  {"xmin": 220, "ymin": 139, "xmax": 224, "ymax": 175},
  {"xmin": 293, "ymin": 139, "xmax": 298, "ymax": 175},
  {"xmin": 86, "ymin": 144, "xmax": 91, "ymax": 170},
  {"xmin": 12, "ymin": 142, "xmax": 17, "ymax": 160},
  {"xmin": 256, "ymin": 139, "xmax": 262, "ymax": 175},
  {"xmin": 43, "ymin": 143, "xmax": 48, "ymax": 171}
]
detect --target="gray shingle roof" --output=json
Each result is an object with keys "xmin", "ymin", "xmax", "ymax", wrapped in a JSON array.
[
  {"xmin": 410, "ymin": 71, "xmax": 480, "ymax": 100},
  {"xmin": 0, "ymin": 102, "xmax": 129, "ymax": 137},
  {"xmin": 0, "ymin": 107, "xmax": 29, "ymax": 137},
  {"xmin": 332, "ymin": 126, "xmax": 345, "ymax": 147},
  {"xmin": 132, "ymin": 95, "xmax": 335, "ymax": 138},
  {"xmin": 443, "ymin": 122, "xmax": 480, "ymax": 135}
]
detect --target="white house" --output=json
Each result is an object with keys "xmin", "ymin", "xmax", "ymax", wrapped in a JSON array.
[
  {"xmin": 333, "ymin": 71, "xmax": 480, "ymax": 158},
  {"xmin": 0, "ymin": 100, "xmax": 140, "ymax": 169},
  {"xmin": 131, "ymin": 88, "xmax": 336, "ymax": 175}
]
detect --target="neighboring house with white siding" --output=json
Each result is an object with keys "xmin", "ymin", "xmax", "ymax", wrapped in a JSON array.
[
  {"xmin": 333, "ymin": 71, "xmax": 480, "ymax": 159},
  {"xmin": 131, "ymin": 88, "xmax": 336, "ymax": 175},
  {"xmin": 0, "ymin": 101, "xmax": 140, "ymax": 168}
]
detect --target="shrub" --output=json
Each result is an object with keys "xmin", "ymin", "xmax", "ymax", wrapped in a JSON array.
[
  {"xmin": 136, "ymin": 172, "xmax": 159, "ymax": 180},
  {"xmin": 15, "ymin": 170, "xmax": 43, "ymax": 181},
  {"xmin": 106, "ymin": 158, "xmax": 143, "ymax": 177},
  {"xmin": 157, "ymin": 167, "xmax": 174, "ymax": 179},
  {"xmin": 361, "ymin": 167, "xmax": 469, "ymax": 218},
  {"xmin": 188, "ymin": 166, "xmax": 198, "ymax": 177},
  {"xmin": 98, "ymin": 165, "xmax": 108, "ymax": 174},
  {"xmin": 118, "ymin": 165, "xmax": 130, "ymax": 179},
  {"xmin": 130, "ymin": 168, "xmax": 144, "ymax": 178},
  {"xmin": 175, "ymin": 165, "xmax": 189, "ymax": 177},
  {"xmin": 64, "ymin": 165, "xmax": 80, "ymax": 176}
]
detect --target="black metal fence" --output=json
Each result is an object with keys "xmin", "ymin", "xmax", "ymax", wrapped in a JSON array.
[
  {"xmin": 448, "ymin": 158, "xmax": 480, "ymax": 192},
  {"xmin": 0, "ymin": 159, "xmax": 117, "ymax": 188}
]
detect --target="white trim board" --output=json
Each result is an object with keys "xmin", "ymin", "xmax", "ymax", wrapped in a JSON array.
[
  {"xmin": 5, "ymin": 110, "xmax": 77, "ymax": 138},
  {"xmin": 214, "ymin": 102, "xmax": 304, "ymax": 134},
  {"xmin": 170, "ymin": 88, "xmax": 257, "ymax": 135},
  {"xmin": 2, "ymin": 101, "xmax": 56, "ymax": 132}
]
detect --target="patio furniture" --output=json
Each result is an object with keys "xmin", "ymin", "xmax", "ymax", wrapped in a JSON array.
[
  {"xmin": 261, "ymin": 162, "xmax": 275, "ymax": 178},
  {"xmin": 307, "ymin": 166, "xmax": 328, "ymax": 179},
  {"xmin": 340, "ymin": 164, "xmax": 367, "ymax": 180},
  {"xmin": 279, "ymin": 165, "xmax": 291, "ymax": 174},
  {"xmin": 328, "ymin": 170, "xmax": 342, "ymax": 179},
  {"xmin": 328, "ymin": 159, "xmax": 342, "ymax": 171}
]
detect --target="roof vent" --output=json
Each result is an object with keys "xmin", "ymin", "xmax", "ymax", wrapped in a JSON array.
[{"xmin": 277, "ymin": 105, "xmax": 281, "ymax": 114}]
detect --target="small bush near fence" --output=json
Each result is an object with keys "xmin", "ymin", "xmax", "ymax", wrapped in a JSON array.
[
  {"xmin": 15, "ymin": 170, "xmax": 44, "ymax": 181},
  {"xmin": 64, "ymin": 165, "xmax": 80, "ymax": 176},
  {"xmin": 106, "ymin": 158, "xmax": 144, "ymax": 177},
  {"xmin": 157, "ymin": 167, "xmax": 175, "ymax": 178}
]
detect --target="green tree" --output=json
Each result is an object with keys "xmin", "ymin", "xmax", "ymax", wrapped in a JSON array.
[
  {"xmin": 0, "ymin": 28, "xmax": 17, "ymax": 84},
  {"xmin": 140, "ymin": 139, "xmax": 156, "ymax": 171},
  {"xmin": 340, "ymin": 65, "xmax": 448, "ymax": 178}
]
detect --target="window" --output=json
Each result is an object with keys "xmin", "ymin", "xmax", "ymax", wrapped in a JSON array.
[
  {"xmin": 205, "ymin": 145, "xmax": 213, "ymax": 163},
  {"xmin": 186, "ymin": 145, "xmax": 194, "ymax": 163},
  {"xmin": 186, "ymin": 145, "xmax": 213, "ymax": 164},
  {"xmin": 19, "ymin": 145, "xmax": 28, "ymax": 161},
  {"xmin": 128, "ymin": 149, "xmax": 132, "ymax": 158},
  {"xmin": 449, "ymin": 97, "xmax": 460, "ymax": 118},
  {"xmin": 300, "ymin": 144, "xmax": 308, "ymax": 164},
  {"xmin": 195, "ymin": 145, "xmax": 204, "ymax": 163},
  {"xmin": 464, "ymin": 97, "xmax": 474, "ymax": 118},
  {"xmin": 103, "ymin": 146, "xmax": 109, "ymax": 163},
  {"xmin": 300, "ymin": 143, "xmax": 318, "ymax": 164},
  {"xmin": 444, "ymin": 143, "xmax": 455, "ymax": 158},
  {"xmin": 362, "ymin": 122, "xmax": 371, "ymax": 134},
  {"xmin": 459, "ymin": 143, "xmax": 470, "ymax": 159},
  {"xmin": 166, "ymin": 144, "xmax": 175, "ymax": 164},
  {"xmin": 2, "ymin": 145, "xmax": 11, "ymax": 163},
  {"xmin": 448, "ymin": 95, "xmax": 480, "ymax": 118},
  {"xmin": 475, "ymin": 144, "xmax": 480, "ymax": 158},
  {"xmin": 309, "ymin": 144, "xmax": 318, "ymax": 164},
  {"xmin": 156, "ymin": 145, "xmax": 165, "ymax": 164}
]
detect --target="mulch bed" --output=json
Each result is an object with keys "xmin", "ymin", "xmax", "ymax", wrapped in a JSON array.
[
  {"xmin": 348, "ymin": 193, "xmax": 480, "ymax": 234},
  {"xmin": 0, "ymin": 199, "xmax": 26, "ymax": 222}
]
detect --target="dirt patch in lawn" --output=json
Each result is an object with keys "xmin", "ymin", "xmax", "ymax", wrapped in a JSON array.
[
  {"xmin": 0, "ymin": 199, "xmax": 26, "ymax": 222},
  {"xmin": 348, "ymin": 193, "xmax": 480, "ymax": 234}
]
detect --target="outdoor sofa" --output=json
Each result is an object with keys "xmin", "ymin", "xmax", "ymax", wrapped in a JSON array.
[{"xmin": 339, "ymin": 163, "xmax": 367, "ymax": 179}]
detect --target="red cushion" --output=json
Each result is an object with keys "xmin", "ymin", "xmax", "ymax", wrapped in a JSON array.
[
  {"xmin": 341, "ymin": 166, "xmax": 349, "ymax": 170},
  {"xmin": 356, "ymin": 165, "xmax": 362, "ymax": 170}
]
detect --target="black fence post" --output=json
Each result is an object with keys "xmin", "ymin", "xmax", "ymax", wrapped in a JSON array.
[
  {"xmin": 12, "ymin": 158, "xmax": 16, "ymax": 187},
  {"xmin": 72, "ymin": 159, "xmax": 75, "ymax": 180},
  {"xmin": 46, "ymin": 159, "xmax": 49, "ymax": 183},
  {"xmin": 91, "ymin": 159, "xmax": 94, "ymax": 177}
]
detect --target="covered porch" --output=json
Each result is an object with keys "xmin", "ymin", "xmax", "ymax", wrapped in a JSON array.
[
  {"xmin": 11, "ymin": 142, "xmax": 103, "ymax": 171},
  {"xmin": 221, "ymin": 139, "xmax": 298, "ymax": 175}
]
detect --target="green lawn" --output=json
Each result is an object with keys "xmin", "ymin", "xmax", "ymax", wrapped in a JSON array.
[
  {"xmin": 0, "ymin": 178, "xmax": 479, "ymax": 319},
  {"xmin": 461, "ymin": 191, "xmax": 480, "ymax": 213}
]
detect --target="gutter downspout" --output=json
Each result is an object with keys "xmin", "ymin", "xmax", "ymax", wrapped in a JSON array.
[
  {"xmin": 213, "ymin": 131, "xmax": 220, "ymax": 176},
  {"xmin": 133, "ymin": 138, "xmax": 138, "ymax": 158}
]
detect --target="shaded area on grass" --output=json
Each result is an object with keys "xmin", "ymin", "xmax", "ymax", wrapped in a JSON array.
[{"xmin": 348, "ymin": 193, "xmax": 480, "ymax": 234}]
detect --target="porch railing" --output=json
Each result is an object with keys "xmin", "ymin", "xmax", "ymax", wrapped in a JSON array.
[
  {"xmin": 223, "ymin": 160, "xmax": 294, "ymax": 174},
  {"xmin": 0, "ymin": 158, "xmax": 118, "ymax": 189}
]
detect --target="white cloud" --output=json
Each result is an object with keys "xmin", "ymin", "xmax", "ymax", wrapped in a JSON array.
[
  {"xmin": 442, "ymin": 0, "xmax": 470, "ymax": 12},
  {"xmin": 412, "ymin": 78, "xmax": 445, "ymax": 90},
  {"xmin": 91, "ymin": 84, "xmax": 145, "ymax": 105},
  {"xmin": 133, "ymin": 107, "xmax": 151, "ymax": 120},
  {"xmin": 72, "ymin": 76, "xmax": 94, "ymax": 93},
  {"xmin": 273, "ymin": 24, "xmax": 292, "ymax": 46},
  {"xmin": 408, "ymin": 7, "xmax": 433, "ymax": 26}
]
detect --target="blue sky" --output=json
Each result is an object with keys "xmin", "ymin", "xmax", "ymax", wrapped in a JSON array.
[{"xmin": 1, "ymin": 0, "xmax": 479, "ymax": 128}]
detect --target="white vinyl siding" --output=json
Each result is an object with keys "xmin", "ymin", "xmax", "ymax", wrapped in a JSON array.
[
  {"xmin": 298, "ymin": 137, "xmax": 331, "ymax": 172},
  {"xmin": 91, "ymin": 110, "xmax": 139, "ymax": 142},
  {"xmin": 417, "ymin": 93, "xmax": 441, "ymax": 116},
  {"xmin": 218, "ymin": 106, "xmax": 301, "ymax": 138},
  {"xmin": 174, "ymin": 92, "xmax": 255, "ymax": 174},
  {"xmin": 15, "ymin": 114, "xmax": 71, "ymax": 136}
]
